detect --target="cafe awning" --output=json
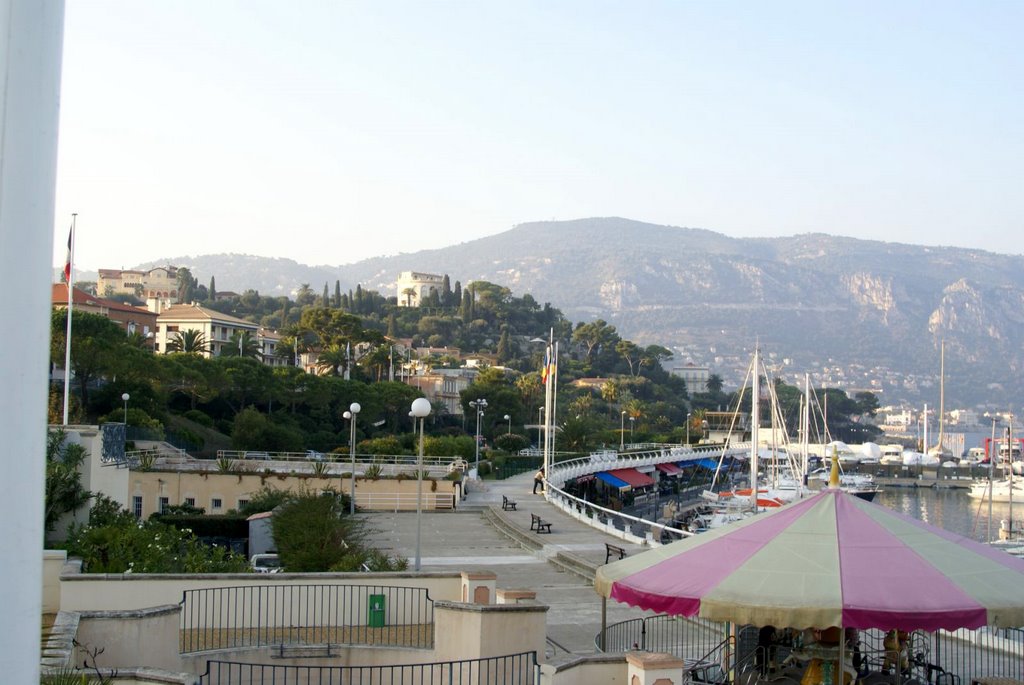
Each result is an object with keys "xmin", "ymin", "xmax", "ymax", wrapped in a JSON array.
[
  {"xmin": 655, "ymin": 462, "xmax": 682, "ymax": 476},
  {"xmin": 608, "ymin": 468, "xmax": 656, "ymax": 488},
  {"xmin": 596, "ymin": 471, "xmax": 631, "ymax": 489}
]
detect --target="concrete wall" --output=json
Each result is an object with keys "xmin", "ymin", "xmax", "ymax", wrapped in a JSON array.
[
  {"xmin": 42, "ymin": 550, "xmax": 67, "ymax": 613},
  {"xmin": 128, "ymin": 470, "xmax": 458, "ymax": 518},
  {"xmin": 545, "ymin": 654, "xmax": 629, "ymax": 685},
  {"xmin": 433, "ymin": 601, "xmax": 548, "ymax": 663},
  {"xmin": 75, "ymin": 605, "xmax": 181, "ymax": 672}
]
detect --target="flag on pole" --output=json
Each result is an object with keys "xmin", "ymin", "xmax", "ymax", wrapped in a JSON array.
[
  {"xmin": 541, "ymin": 346, "xmax": 551, "ymax": 384},
  {"xmin": 64, "ymin": 223, "xmax": 73, "ymax": 285}
]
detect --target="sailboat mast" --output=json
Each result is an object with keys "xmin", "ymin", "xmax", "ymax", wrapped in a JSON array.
[
  {"xmin": 750, "ymin": 345, "xmax": 760, "ymax": 510},
  {"xmin": 803, "ymin": 373, "xmax": 811, "ymax": 477},
  {"xmin": 935, "ymin": 340, "xmax": 945, "ymax": 452}
]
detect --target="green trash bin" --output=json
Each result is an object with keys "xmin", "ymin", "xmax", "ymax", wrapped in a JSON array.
[{"xmin": 368, "ymin": 594, "xmax": 386, "ymax": 627}]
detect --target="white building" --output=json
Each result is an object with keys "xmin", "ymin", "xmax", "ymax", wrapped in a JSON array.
[{"xmin": 396, "ymin": 271, "xmax": 444, "ymax": 307}]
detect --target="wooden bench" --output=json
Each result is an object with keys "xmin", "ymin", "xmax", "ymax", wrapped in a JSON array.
[
  {"xmin": 502, "ymin": 495, "xmax": 518, "ymax": 511},
  {"xmin": 530, "ymin": 513, "xmax": 552, "ymax": 534},
  {"xmin": 605, "ymin": 542, "xmax": 627, "ymax": 564}
]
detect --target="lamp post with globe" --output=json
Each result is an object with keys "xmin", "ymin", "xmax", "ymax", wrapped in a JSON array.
[
  {"xmin": 469, "ymin": 398, "xmax": 487, "ymax": 478},
  {"xmin": 410, "ymin": 397, "xmax": 431, "ymax": 571},
  {"xmin": 121, "ymin": 392, "xmax": 130, "ymax": 426},
  {"xmin": 343, "ymin": 402, "xmax": 361, "ymax": 514}
]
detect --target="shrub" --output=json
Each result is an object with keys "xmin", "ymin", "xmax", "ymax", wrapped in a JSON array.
[{"xmin": 183, "ymin": 409, "xmax": 214, "ymax": 427}]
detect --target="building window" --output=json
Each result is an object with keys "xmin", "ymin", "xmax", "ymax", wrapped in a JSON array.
[
  {"xmin": 184, "ymin": 497, "xmax": 195, "ymax": 507},
  {"xmin": 132, "ymin": 496, "xmax": 143, "ymax": 519},
  {"xmin": 212, "ymin": 498, "xmax": 222, "ymax": 510},
  {"xmin": 158, "ymin": 496, "xmax": 169, "ymax": 513},
  {"xmin": 238, "ymin": 499, "xmax": 249, "ymax": 509}
]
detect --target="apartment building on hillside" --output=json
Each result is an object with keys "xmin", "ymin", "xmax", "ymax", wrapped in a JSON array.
[{"xmin": 154, "ymin": 303, "xmax": 258, "ymax": 357}]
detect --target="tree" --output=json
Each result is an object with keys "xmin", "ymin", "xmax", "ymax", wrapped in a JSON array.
[
  {"xmin": 322, "ymin": 283, "xmax": 330, "ymax": 306},
  {"xmin": 51, "ymin": 309, "xmax": 130, "ymax": 409},
  {"xmin": 295, "ymin": 283, "xmax": 315, "ymax": 306},
  {"xmin": 705, "ymin": 374, "xmax": 724, "ymax": 394},
  {"xmin": 402, "ymin": 287, "xmax": 416, "ymax": 307},
  {"xmin": 316, "ymin": 344, "xmax": 349, "ymax": 377},
  {"xmin": 616, "ymin": 340, "xmax": 642, "ymax": 377},
  {"xmin": 333, "ymin": 280, "xmax": 342, "ymax": 308},
  {"xmin": 166, "ymin": 329, "xmax": 209, "ymax": 355},
  {"xmin": 441, "ymin": 274, "xmax": 452, "ymax": 306},
  {"xmin": 208, "ymin": 276, "xmax": 217, "ymax": 301},
  {"xmin": 176, "ymin": 267, "xmax": 197, "ymax": 304},
  {"xmin": 573, "ymin": 320, "xmax": 619, "ymax": 363},
  {"xmin": 271, "ymin": 490, "xmax": 405, "ymax": 572},
  {"xmin": 45, "ymin": 428, "xmax": 92, "ymax": 534},
  {"xmin": 496, "ymin": 326, "xmax": 513, "ymax": 363}
]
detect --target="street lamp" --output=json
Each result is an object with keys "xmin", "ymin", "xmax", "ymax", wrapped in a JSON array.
[
  {"xmin": 629, "ymin": 416, "xmax": 635, "ymax": 443},
  {"xmin": 504, "ymin": 414, "xmax": 511, "ymax": 435},
  {"xmin": 121, "ymin": 392, "xmax": 130, "ymax": 425},
  {"xmin": 469, "ymin": 398, "xmax": 488, "ymax": 478},
  {"xmin": 620, "ymin": 411, "xmax": 626, "ymax": 451},
  {"xmin": 344, "ymin": 402, "xmax": 361, "ymax": 514},
  {"xmin": 686, "ymin": 412, "xmax": 691, "ymax": 445},
  {"xmin": 410, "ymin": 397, "xmax": 431, "ymax": 572}
]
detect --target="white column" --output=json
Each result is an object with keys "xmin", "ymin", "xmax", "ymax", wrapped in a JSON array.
[{"xmin": 0, "ymin": 1, "xmax": 65, "ymax": 681}]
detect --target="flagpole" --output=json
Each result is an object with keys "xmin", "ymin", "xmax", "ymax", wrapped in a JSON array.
[{"xmin": 62, "ymin": 213, "xmax": 76, "ymax": 425}]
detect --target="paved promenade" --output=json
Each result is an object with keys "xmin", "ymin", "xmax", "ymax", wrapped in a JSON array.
[{"xmin": 362, "ymin": 472, "xmax": 655, "ymax": 655}]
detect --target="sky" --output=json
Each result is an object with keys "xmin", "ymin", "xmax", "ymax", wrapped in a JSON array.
[{"xmin": 53, "ymin": 1, "xmax": 1024, "ymax": 271}]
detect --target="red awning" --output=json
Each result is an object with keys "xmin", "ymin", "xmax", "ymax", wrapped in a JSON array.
[
  {"xmin": 608, "ymin": 467, "xmax": 656, "ymax": 488},
  {"xmin": 655, "ymin": 462, "xmax": 682, "ymax": 476}
]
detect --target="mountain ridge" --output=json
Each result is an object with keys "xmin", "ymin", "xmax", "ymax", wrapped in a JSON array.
[{"xmin": 132, "ymin": 218, "xmax": 1024, "ymax": 408}]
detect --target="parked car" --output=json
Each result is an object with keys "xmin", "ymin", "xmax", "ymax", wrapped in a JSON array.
[
  {"xmin": 250, "ymin": 553, "xmax": 281, "ymax": 573},
  {"xmin": 305, "ymin": 450, "xmax": 326, "ymax": 462},
  {"xmin": 243, "ymin": 451, "xmax": 270, "ymax": 460}
]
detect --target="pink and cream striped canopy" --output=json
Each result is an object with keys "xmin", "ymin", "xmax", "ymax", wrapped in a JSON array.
[{"xmin": 595, "ymin": 488, "xmax": 1024, "ymax": 631}]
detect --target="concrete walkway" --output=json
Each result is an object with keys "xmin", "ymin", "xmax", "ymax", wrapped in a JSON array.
[{"xmin": 361, "ymin": 472, "xmax": 655, "ymax": 656}]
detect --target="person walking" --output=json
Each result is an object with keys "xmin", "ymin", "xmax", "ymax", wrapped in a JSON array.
[{"xmin": 533, "ymin": 467, "xmax": 545, "ymax": 494}]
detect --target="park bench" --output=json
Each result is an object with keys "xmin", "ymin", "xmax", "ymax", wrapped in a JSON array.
[
  {"xmin": 605, "ymin": 542, "xmax": 627, "ymax": 564},
  {"xmin": 530, "ymin": 513, "xmax": 552, "ymax": 534},
  {"xmin": 502, "ymin": 495, "xmax": 518, "ymax": 511}
]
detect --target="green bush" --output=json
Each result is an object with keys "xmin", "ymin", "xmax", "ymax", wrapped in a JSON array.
[
  {"xmin": 358, "ymin": 435, "xmax": 403, "ymax": 455},
  {"xmin": 423, "ymin": 435, "xmax": 475, "ymax": 459},
  {"xmin": 183, "ymin": 409, "xmax": 214, "ymax": 427},
  {"xmin": 494, "ymin": 433, "xmax": 529, "ymax": 452}
]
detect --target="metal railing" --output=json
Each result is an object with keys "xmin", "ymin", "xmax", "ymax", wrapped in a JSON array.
[
  {"xmin": 198, "ymin": 652, "xmax": 540, "ymax": 685},
  {"xmin": 596, "ymin": 614, "xmax": 728, "ymax": 661},
  {"xmin": 541, "ymin": 444, "xmax": 742, "ymax": 544},
  {"xmin": 355, "ymin": 491, "xmax": 457, "ymax": 511},
  {"xmin": 180, "ymin": 584, "xmax": 435, "ymax": 654},
  {"xmin": 599, "ymin": 615, "xmax": 1024, "ymax": 684}
]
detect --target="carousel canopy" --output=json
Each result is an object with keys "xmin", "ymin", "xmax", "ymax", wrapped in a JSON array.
[{"xmin": 595, "ymin": 488, "xmax": 1024, "ymax": 631}]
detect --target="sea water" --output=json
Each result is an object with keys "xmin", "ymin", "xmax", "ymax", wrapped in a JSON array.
[{"xmin": 875, "ymin": 486, "xmax": 1020, "ymax": 543}]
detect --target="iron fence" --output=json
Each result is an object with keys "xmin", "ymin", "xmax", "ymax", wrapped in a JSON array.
[
  {"xmin": 198, "ymin": 652, "xmax": 540, "ymax": 685},
  {"xmin": 181, "ymin": 584, "xmax": 434, "ymax": 654},
  {"xmin": 596, "ymin": 614, "xmax": 727, "ymax": 661}
]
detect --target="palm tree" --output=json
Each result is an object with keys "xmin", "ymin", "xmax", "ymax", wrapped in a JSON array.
[
  {"xmin": 705, "ymin": 374, "xmax": 724, "ymax": 394},
  {"xmin": 315, "ymin": 343, "xmax": 348, "ymax": 376},
  {"xmin": 401, "ymin": 287, "xmax": 416, "ymax": 307},
  {"xmin": 227, "ymin": 331, "xmax": 261, "ymax": 359},
  {"xmin": 167, "ymin": 329, "xmax": 208, "ymax": 354}
]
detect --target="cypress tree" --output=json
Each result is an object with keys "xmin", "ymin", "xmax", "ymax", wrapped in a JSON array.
[
  {"xmin": 209, "ymin": 276, "xmax": 217, "ymax": 301},
  {"xmin": 322, "ymin": 282, "xmax": 329, "ymax": 306},
  {"xmin": 386, "ymin": 312, "xmax": 397, "ymax": 338},
  {"xmin": 333, "ymin": 280, "xmax": 342, "ymax": 308},
  {"xmin": 441, "ymin": 274, "xmax": 452, "ymax": 306}
]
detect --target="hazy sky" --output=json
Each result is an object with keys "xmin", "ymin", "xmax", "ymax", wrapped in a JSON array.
[{"xmin": 53, "ymin": 2, "xmax": 1023, "ymax": 271}]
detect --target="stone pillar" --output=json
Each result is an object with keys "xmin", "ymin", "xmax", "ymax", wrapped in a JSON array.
[
  {"xmin": 626, "ymin": 651, "xmax": 686, "ymax": 685},
  {"xmin": 461, "ymin": 570, "xmax": 496, "ymax": 604}
]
